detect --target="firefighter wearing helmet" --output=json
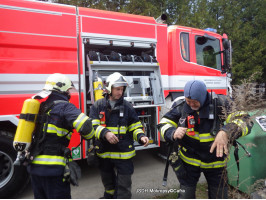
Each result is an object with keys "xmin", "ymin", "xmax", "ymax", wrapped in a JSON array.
[
  {"xmin": 26, "ymin": 73, "xmax": 94, "ymax": 199},
  {"xmin": 89, "ymin": 72, "xmax": 149, "ymax": 199}
]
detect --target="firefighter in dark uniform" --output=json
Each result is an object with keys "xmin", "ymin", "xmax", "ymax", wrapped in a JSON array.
[
  {"xmin": 27, "ymin": 73, "xmax": 94, "ymax": 199},
  {"xmin": 158, "ymin": 80, "xmax": 253, "ymax": 199},
  {"xmin": 89, "ymin": 72, "xmax": 149, "ymax": 199}
]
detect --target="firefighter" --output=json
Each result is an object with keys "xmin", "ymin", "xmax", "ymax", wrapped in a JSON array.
[
  {"xmin": 158, "ymin": 80, "xmax": 253, "ymax": 199},
  {"xmin": 89, "ymin": 72, "xmax": 149, "ymax": 199},
  {"xmin": 27, "ymin": 73, "xmax": 94, "ymax": 199}
]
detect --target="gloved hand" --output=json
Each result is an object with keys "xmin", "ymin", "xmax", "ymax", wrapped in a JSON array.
[
  {"xmin": 63, "ymin": 161, "xmax": 81, "ymax": 186},
  {"xmin": 169, "ymin": 152, "xmax": 187, "ymax": 179},
  {"xmin": 69, "ymin": 161, "xmax": 81, "ymax": 186}
]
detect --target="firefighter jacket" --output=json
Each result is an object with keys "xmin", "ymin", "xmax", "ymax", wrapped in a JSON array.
[
  {"xmin": 158, "ymin": 93, "xmax": 253, "ymax": 169},
  {"xmin": 28, "ymin": 92, "xmax": 94, "ymax": 176},
  {"xmin": 89, "ymin": 95, "xmax": 146, "ymax": 160}
]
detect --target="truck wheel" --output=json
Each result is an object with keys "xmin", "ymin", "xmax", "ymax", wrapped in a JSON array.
[{"xmin": 0, "ymin": 131, "xmax": 30, "ymax": 198}]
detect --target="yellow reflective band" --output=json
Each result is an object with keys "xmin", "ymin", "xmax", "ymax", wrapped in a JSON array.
[
  {"xmin": 182, "ymin": 147, "xmax": 187, "ymax": 152},
  {"xmin": 47, "ymin": 110, "xmax": 51, "ymax": 116},
  {"xmin": 46, "ymin": 81, "xmax": 56, "ymax": 86},
  {"xmin": 232, "ymin": 119, "xmax": 248, "ymax": 136},
  {"xmin": 174, "ymin": 165, "xmax": 181, "ymax": 171},
  {"xmin": 133, "ymin": 129, "xmax": 144, "ymax": 141},
  {"xmin": 82, "ymin": 128, "xmax": 95, "ymax": 140},
  {"xmin": 97, "ymin": 150, "xmax": 136, "ymax": 159},
  {"xmin": 107, "ymin": 127, "xmax": 118, "ymax": 133},
  {"xmin": 226, "ymin": 111, "xmax": 248, "ymax": 123},
  {"xmin": 128, "ymin": 121, "xmax": 143, "ymax": 132},
  {"xmin": 199, "ymin": 133, "xmax": 215, "ymax": 142},
  {"xmin": 180, "ymin": 151, "xmax": 226, "ymax": 168},
  {"xmin": 46, "ymin": 124, "xmax": 72, "ymax": 140},
  {"xmin": 92, "ymin": 119, "xmax": 100, "ymax": 126},
  {"xmin": 160, "ymin": 118, "xmax": 178, "ymax": 128},
  {"xmin": 160, "ymin": 124, "xmax": 173, "ymax": 141},
  {"xmin": 186, "ymin": 132, "xmax": 200, "ymax": 140},
  {"xmin": 106, "ymin": 189, "xmax": 115, "ymax": 195},
  {"xmin": 73, "ymin": 113, "xmax": 89, "ymax": 132},
  {"xmin": 95, "ymin": 126, "xmax": 105, "ymax": 139},
  {"xmin": 106, "ymin": 126, "xmax": 128, "ymax": 134},
  {"xmin": 32, "ymin": 155, "xmax": 66, "ymax": 166},
  {"xmin": 119, "ymin": 126, "xmax": 127, "ymax": 134},
  {"xmin": 186, "ymin": 132, "xmax": 215, "ymax": 142}
]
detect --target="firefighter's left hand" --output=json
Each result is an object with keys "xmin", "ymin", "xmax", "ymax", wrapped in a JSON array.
[
  {"xmin": 210, "ymin": 130, "xmax": 229, "ymax": 157},
  {"xmin": 140, "ymin": 136, "xmax": 149, "ymax": 147}
]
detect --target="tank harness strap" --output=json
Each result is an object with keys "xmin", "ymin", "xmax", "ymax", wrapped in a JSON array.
[
  {"xmin": 117, "ymin": 105, "xmax": 124, "ymax": 140},
  {"xmin": 162, "ymin": 142, "xmax": 174, "ymax": 187},
  {"xmin": 162, "ymin": 100, "xmax": 186, "ymax": 187},
  {"xmin": 19, "ymin": 113, "xmax": 36, "ymax": 122},
  {"xmin": 29, "ymin": 100, "xmax": 69, "ymax": 161},
  {"xmin": 210, "ymin": 92, "xmax": 219, "ymax": 136},
  {"xmin": 42, "ymin": 100, "xmax": 84, "ymax": 157}
]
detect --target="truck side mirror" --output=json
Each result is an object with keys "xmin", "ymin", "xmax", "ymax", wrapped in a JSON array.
[
  {"xmin": 222, "ymin": 38, "xmax": 232, "ymax": 74},
  {"xmin": 223, "ymin": 39, "xmax": 230, "ymax": 50}
]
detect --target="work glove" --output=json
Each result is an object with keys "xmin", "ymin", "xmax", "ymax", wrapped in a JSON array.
[
  {"xmin": 63, "ymin": 161, "xmax": 81, "ymax": 186},
  {"xmin": 87, "ymin": 144, "xmax": 100, "ymax": 167},
  {"xmin": 169, "ymin": 152, "xmax": 187, "ymax": 179}
]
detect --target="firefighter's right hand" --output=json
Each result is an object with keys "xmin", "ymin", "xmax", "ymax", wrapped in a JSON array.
[
  {"xmin": 105, "ymin": 131, "xmax": 119, "ymax": 144},
  {"xmin": 173, "ymin": 127, "xmax": 187, "ymax": 140}
]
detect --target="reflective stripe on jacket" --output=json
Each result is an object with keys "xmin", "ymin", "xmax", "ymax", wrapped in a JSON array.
[
  {"xmin": 28, "ymin": 92, "xmax": 93, "ymax": 176},
  {"xmin": 89, "ymin": 95, "xmax": 145, "ymax": 160},
  {"xmin": 158, "ymin": 93, "xmax": 252, "ymax": 169}
]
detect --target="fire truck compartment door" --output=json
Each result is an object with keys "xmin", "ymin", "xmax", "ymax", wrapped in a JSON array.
[{"xmin": 150, "ymin": 73, "xmax": 164, "ymax": 105}]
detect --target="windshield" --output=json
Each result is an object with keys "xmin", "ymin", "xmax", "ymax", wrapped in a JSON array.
[{"xmin": 195, "ymin": 36, "xmax": 222, "ymax": 70}]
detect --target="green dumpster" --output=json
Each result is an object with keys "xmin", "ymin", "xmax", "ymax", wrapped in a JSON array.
[{"xmin": 227, "ymin": 110, "xmax": 266, "ymax": 194}]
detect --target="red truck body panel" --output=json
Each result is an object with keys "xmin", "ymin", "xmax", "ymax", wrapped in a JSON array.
[{"xmin": 0, "ymin": 0, "xmax": 228, "ymax": 160}]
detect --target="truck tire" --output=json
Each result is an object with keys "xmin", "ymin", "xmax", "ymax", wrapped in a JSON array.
[{"xmin": 0, "ymin": 131, "xmax": 30, "ymax": 198}]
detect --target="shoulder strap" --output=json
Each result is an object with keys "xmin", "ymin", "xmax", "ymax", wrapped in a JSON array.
[
  {"xmin": 210, "ymin": 92, "xmax": 219, "ymax": 136},
  {"xmin": 171, "ymin": 96, "xmax": 185, "ymax": 109},
  {"xmin": 210, "ymin": 93, "xmax": 228, "ymax": 136},
  {"xmin": 29, "ymin": 100, "xmax": 69, "ymax": 159},
  {"xmin": 53, "ymin": 100, "xmax": 69, "ymax": 105}
]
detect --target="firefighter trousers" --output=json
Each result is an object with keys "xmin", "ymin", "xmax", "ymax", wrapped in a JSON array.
[
  {"xmin": 30, "ymin": 174, "xmax": 71, "ymax": 199},
  {"xmin": 176, "ymin": 162, "xmax": 228, "ymax": 199},
  {"xmin": 99, "ymin": 157, "xmax": 134, "ymax": 199}
]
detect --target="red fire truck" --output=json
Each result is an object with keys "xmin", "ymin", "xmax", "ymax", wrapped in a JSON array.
[{"xmin": 0, "ymin": 0, "xmax": 231, "ymax": 197}]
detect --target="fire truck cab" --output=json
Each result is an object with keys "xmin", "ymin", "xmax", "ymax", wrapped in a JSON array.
[
  {"xmin": 0, "ymin": 0, "xmax": 166, "ymax": 197},
  {"xmin": 0, "ymin": 0, "xmax": 231, "ymax": 197},
  {"xmin": 159, "ymin": 25, "xmax": 232, "ymax": 116}
]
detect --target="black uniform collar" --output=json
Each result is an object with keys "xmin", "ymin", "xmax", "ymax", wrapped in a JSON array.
[{"xmin": 47, "ymin": 91, "xmax": 69, "ymax": 102}]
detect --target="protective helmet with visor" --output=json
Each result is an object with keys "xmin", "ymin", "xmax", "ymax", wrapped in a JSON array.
[
  {"xmin": 33, "ymin": 73, "xmax": 75, "ymax": 99},
  {"xmin": 105, "ymin": 72, "xmax": 128, "ymax": 94}
]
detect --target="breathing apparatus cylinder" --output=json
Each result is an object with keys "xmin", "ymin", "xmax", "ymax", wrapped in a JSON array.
[
  {"xmin": 93, "ymin": 71, "xmax": 104, "ymax": 101},
  {"xmin": 13, "ymin": 98, "xmax": 40, "ymax": 165}
]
